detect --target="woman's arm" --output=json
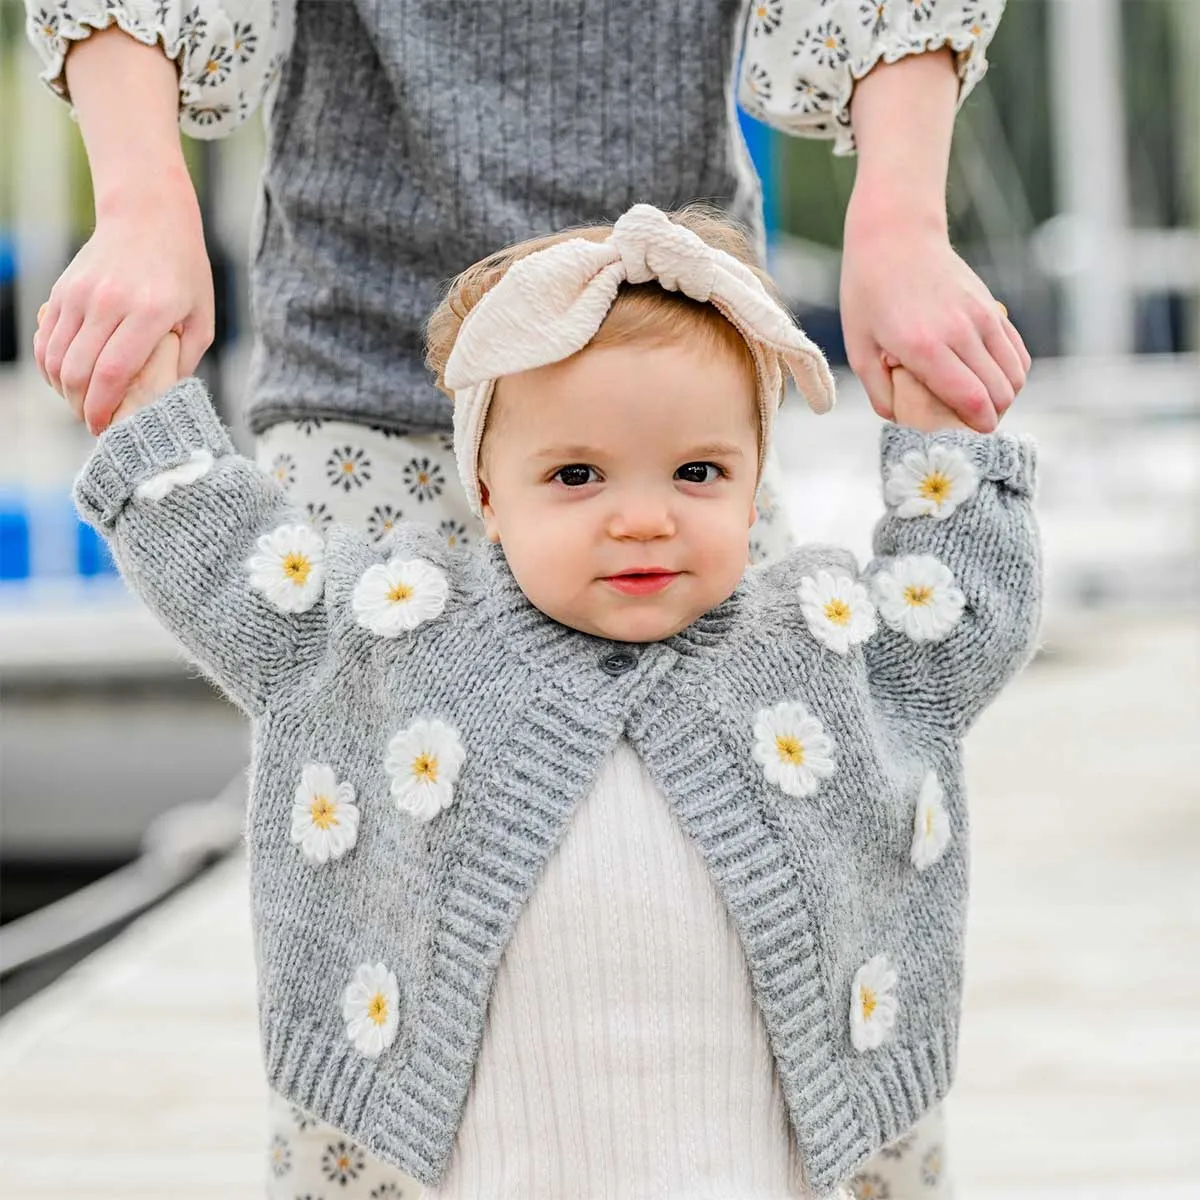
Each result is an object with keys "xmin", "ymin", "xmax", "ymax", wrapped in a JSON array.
[
  {"xmin": 32, "ymin": 26, "xmax": 216, "ymax": 434},
  {"xmin": 736, "ymin": 0, "xmax": 1030, "ymax": 432}
]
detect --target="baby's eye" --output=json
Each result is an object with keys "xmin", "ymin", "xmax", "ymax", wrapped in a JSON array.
[
  {"xmin": 675, "ymin": 461, "xmax": 725, "ymax": 484},
  {"xmin": 553, "ymin": 464, "xmax": 599, "ymax": 487}
]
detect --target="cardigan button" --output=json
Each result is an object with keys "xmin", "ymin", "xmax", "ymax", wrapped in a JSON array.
[{"xmin": 599, "ymin": 648, "xmax": 639, "ymax": 675}]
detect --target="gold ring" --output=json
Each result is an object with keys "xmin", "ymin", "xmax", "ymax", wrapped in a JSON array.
[
  {"xmin": 997, "ymin": 301, "xmax": 1008, "ymax": 318},
  {"xmin": 38, "ymin": 302, "xmax": 48, "ymax": 324}
]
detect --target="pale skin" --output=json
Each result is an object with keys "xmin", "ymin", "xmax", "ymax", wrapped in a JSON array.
[
  {"xmin": 33, "ymin": 30, "xmax": 1025, "ymax": 436},
  {"xmin": 111, "ymin": 331, "xmax": 973, "ymax": 645}
]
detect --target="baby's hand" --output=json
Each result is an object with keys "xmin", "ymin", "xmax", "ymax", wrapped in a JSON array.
[
  {"xmin": 889, "ymin": 366, "xmax": 979, "ymax": 433},
  {"xmin": 105, "ymin": 332, "xmax": 181, "ymax": 431}
]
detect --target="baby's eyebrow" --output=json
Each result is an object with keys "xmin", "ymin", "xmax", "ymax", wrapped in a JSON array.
[{"xmin": 531, "ymin": 442, "xmax": 746, "ymax": 461}]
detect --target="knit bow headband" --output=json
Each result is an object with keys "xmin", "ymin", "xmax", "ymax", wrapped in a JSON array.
[{"xmin": 443, "ymin": 203, "xmax": 837, "ymax": 516}]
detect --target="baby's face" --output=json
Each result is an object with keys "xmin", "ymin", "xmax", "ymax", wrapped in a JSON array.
[{"xmin": 478, "ymin": 339, "xmax": 760, "ymax": 642}]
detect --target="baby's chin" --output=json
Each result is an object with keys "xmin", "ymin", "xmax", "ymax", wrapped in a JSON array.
[{"xmin": 538, "ymin": 592, "xmax": 735, "ymax": 644}]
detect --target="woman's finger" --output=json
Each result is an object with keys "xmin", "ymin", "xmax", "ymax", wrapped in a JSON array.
[
  {"xmin": 978, "ymin": 315, "xmax": 1027, "ymax": 413},
  {"xmin": 947, "ymin": 322, "xmax": 1015, "ymax": 420},
  {"xmin": 42, "ymin": 303, "xmax": 86, "ymax": 399},
  {"xmin": 33, "ymin": 297, "xmax": 63, "ymax": 390},
  {"xmin": 1002, "ymin": 311, "xmax": 1032, "ymax": 375},
  {"xmin": 82, "ymin": 315, "xmax": 170, "ymax": 435},
  {"xmin": 58, "ymin": 308, "xmax": 126, "ymax": 416},
  {"xmin": 903, "ymin": 340, "xmax": 998, "ymax": 433}
]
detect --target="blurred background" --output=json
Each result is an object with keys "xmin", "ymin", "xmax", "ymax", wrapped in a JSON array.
[{"xmin": 0, "ymin": 0, "xmax": 1197, "ymax": 1196}]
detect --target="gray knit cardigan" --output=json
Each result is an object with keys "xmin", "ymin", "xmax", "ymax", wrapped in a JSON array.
[{"xmin": 74, "ymin": 379, "xmax": 1042, "ymax": 1196}]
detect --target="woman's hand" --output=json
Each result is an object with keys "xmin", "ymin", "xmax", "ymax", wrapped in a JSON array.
[
  {"xmin": 33, "ymin": 178, "xmax": 213, "ymax": 436},
  {"xmin": 889, "ymin": 364, "xmax": 976, "ymax": 433},
  {"xmin": 842, "ymin": 49, "xmax": 1032, "ymax": 434},
  {"xmin": 841, "ymin": 199, "xmax": 1030, "ymax": 433}
]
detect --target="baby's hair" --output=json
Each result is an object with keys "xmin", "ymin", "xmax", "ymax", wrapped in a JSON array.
[{"xmin": 424, "ymin": 204, "xmax": 785, "ymax": 408}]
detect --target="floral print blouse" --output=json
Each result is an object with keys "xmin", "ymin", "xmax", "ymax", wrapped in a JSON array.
[
  {"xmin": 25, "ymin": 0, "xmax": 1001, "ymax": 148},
  {"xmin": 738, "ymin": 0, "xmax": 1005, "ymax": 155}
]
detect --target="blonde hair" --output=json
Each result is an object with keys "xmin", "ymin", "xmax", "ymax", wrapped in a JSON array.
[{"xmin": 424, "ymin": 205, "xmax": 785, "ymax": 408}]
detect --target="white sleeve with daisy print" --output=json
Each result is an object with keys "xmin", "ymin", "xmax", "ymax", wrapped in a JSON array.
[
  {"xmin": 860, "ymin": 422, "xmax": 1041, "ymax": 738},
  {"xmin": 737, "ymin": 0, "xmax": 1005, "ymax": 155},
  {"xmin": 23, "ymin": 0, "xmax": 288, "ymax": 139},
  {"xmin": 72, "ymin": 377, "xmax": 334, "ymax": 717}
]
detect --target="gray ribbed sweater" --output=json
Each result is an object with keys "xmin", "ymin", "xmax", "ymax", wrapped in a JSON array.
[
  {"xmin": 248, "ymin": 0, "xmax": 761, "ymax": 436},
  {"xmin": 73, "ymin": 379, "xmax": 1041, "ymax": 1196}
]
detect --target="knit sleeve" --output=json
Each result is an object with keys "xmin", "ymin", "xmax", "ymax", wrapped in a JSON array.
[
  {"xmin": 860, "ymin": 422, "xmax": 1042, "ymax": 738},
  {"xmin": 23, "ymin": 0, "xmax": 288, "ymax": 140},
  {"xmin": 73, "ymin": 378, "xmax": 331, "ymax": 718},
  {"xmin": 736, "ymin": 0, "xmax": 1004, "ymax": 156}
]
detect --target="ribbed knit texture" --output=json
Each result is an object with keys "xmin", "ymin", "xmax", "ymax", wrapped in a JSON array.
[
  {"xmin": 425, "ymin": 738, "xmax": 810, "ymax": 1198},
  {"xmin": 246, "ymin": 0, "xmax": 761, "ymax": 435},
  {"xmin": 73, "ymin": 380, "xmax": 1041, "ymax": 1197}
]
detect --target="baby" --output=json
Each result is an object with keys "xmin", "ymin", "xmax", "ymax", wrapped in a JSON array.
[{"xmin": 71, "ymin": 204, "xmax": 1041, "ymax": 1198}]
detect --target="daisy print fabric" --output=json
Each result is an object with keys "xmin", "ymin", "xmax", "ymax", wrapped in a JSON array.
[
  {"xmin": 246, "ymin": 523, "xmax": 326, "ymax": 614},
  {"xmin": 737, "ymin": 0, "xmax": 1007, "ymax": 155},
  {"xmin": 384, "ymin": 718, "xmax": 466, "ymax": 822},
  {"xmin": 850, "ymin": 953, "xmax": 898, "ymax": 1052},
  {"xmin": 752, "ymin": 699, "xmax": 836, "ymax": 798},
  {"xmin": 352, "ymin": 557, "xmax": 449, "ymax": 636},
  {"xmin": 884, "ymin": 443, "xmax": 979, "ymax": 520},
  {"xmin": 798, "ymin": 570, "xmax": 877, "ymax": 654},
  {"xmin": 873, "ymin": 555, "xmax": 965, "ymax": 642},
  {"xmin": 255, "ymin": 419, "xmax": 482, "ymax": 551},
  {"xmin": 289, "ymin": 764, "xmax": 360, "ymax": 865},
  {"xmin": 342, "ymin": 961, "xmax": 400, "ymax": 1058},
  {"xmin": 25, "ymin": 0, "xmax": 284, "ymax": 141}
]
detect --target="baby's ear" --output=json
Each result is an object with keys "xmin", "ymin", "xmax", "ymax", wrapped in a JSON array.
[{"xmin": 479, "ymin": 480, "xmax": 501, "ymax": 544}]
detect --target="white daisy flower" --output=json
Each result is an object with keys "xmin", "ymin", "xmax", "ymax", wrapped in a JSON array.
[
  {"xmin": 246, "ymin": 523, "xmax": 326, "ymax": 614},
  {"xmin": 352, "ymin": 557, "xmax": 449, "ymax": 637},
  {"xmin": 134, "ymin": 449, "xmax": 214, "ymax": 501},
  {"xmin": 751, "ymin": 699, "xmax": 836, "ymax": 798},
  {"xmin": 798, "ymin": 570, "xmax": 877, "ymax": 655},
  {"xmin": 289, "ymin": 763, "xmax": 360, "ymax": 865},
  {"xmin": 341, "ymin": 961, "xmax": 400, "ymax": 1059},
  {"xmin": 911, "ymin": 770, "xmax": 951, "ymax": 871},
  {"xmin": 384, "ymin": 717, "xmax": 465, "ymax": 822},
  {"xmin": 884, "ymin": 443, "xmax": 979, "ymax": 520},
  {"xmin": 873, "ymin": 555, "xmax": 965, "ymax": 642},
  {"xmin": 850, "ymin": 954, "xmax": 898, "ymax": 1052}
]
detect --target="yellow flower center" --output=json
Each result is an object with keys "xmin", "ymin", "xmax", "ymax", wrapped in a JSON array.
[
  {"xmin": 824, "ymin": 35, "xmax": 837, "ymax": 49},
  {"xmin": 824, "ymin": 598, "xmax": 851, "ymax": 626},
  {"xmin": 388, "ymin": 582, "xmax": 414, "ymax": 603},
  {"xmin": 861, "ymin": 985, "xmax": 877, "ymax": 1021},
  {"xmin": 368, "ymin": 992, "xmax": 389, "ymax": 1025},
  {"xmin": 919, "ymin": 471, "xmax": 951, "ymax": 503},
  {"xmin": 337, "ymin": 1153, "xmax": 351, "ymax": 1168},
  {"xmin": 206, "ymin": 58, "xmax": 220, "ymax": 74},
  {"xmin": 413, "ymin": 753, "xmax": 439, "ymax": 782},
  {"xmin": 775, "ymin": 735, "xmax": 804, "ymax": 766},
  {"xmin": 310, "ymin": 795, "xmax": 338, "ymax": 830},
  {"xmin": 283, "ymin": 553, "xmax": 311, "ymax": 585},
  {"xmin": 342, "ymin": 461, "xmax": 355, "ymax": 474},
  {"xmin": 418, "ymin": 471, "xmax": 430, "ymax": 486},
  {"xmin": 904, "ymin": 585, "xmax": 933, "ymax": 607}
]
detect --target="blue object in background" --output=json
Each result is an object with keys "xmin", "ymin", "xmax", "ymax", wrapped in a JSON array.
[
  {"xmin": 0, "ymin": 492, "xmax": 32, "ymax": 581},
  {"xmin": 736, "ymin": 108, "xmax": 778, "ymax": 246},
  {"xmin": 76, "ymin": 518, "xmax": 117, "ymax": 577}
]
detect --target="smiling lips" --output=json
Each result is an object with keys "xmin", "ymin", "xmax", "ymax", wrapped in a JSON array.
[{"xmin": 603, "ymin": 569, "xmax": 680, "ymax": 596}]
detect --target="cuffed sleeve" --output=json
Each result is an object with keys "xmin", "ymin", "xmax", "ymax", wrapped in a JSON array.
[
  {"xmin": 23, "ymin": 0, "xmax": 288, "ymax": 140},
  {"xmin": 862, "ymin": 422, "xmax": 1042, "ymax": 738},
  {"xmin": 73, "ymin": 377, "xmax": 329, "ymax": 717},
  {"xmin": 737, "ymin": 0, "xmax": 1004, "ymax": 155}
]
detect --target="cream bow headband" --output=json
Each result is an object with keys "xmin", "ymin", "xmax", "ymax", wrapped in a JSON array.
[{"xmin": 443, "ymin": 203, "xmax": 836, "ymax": 517}]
